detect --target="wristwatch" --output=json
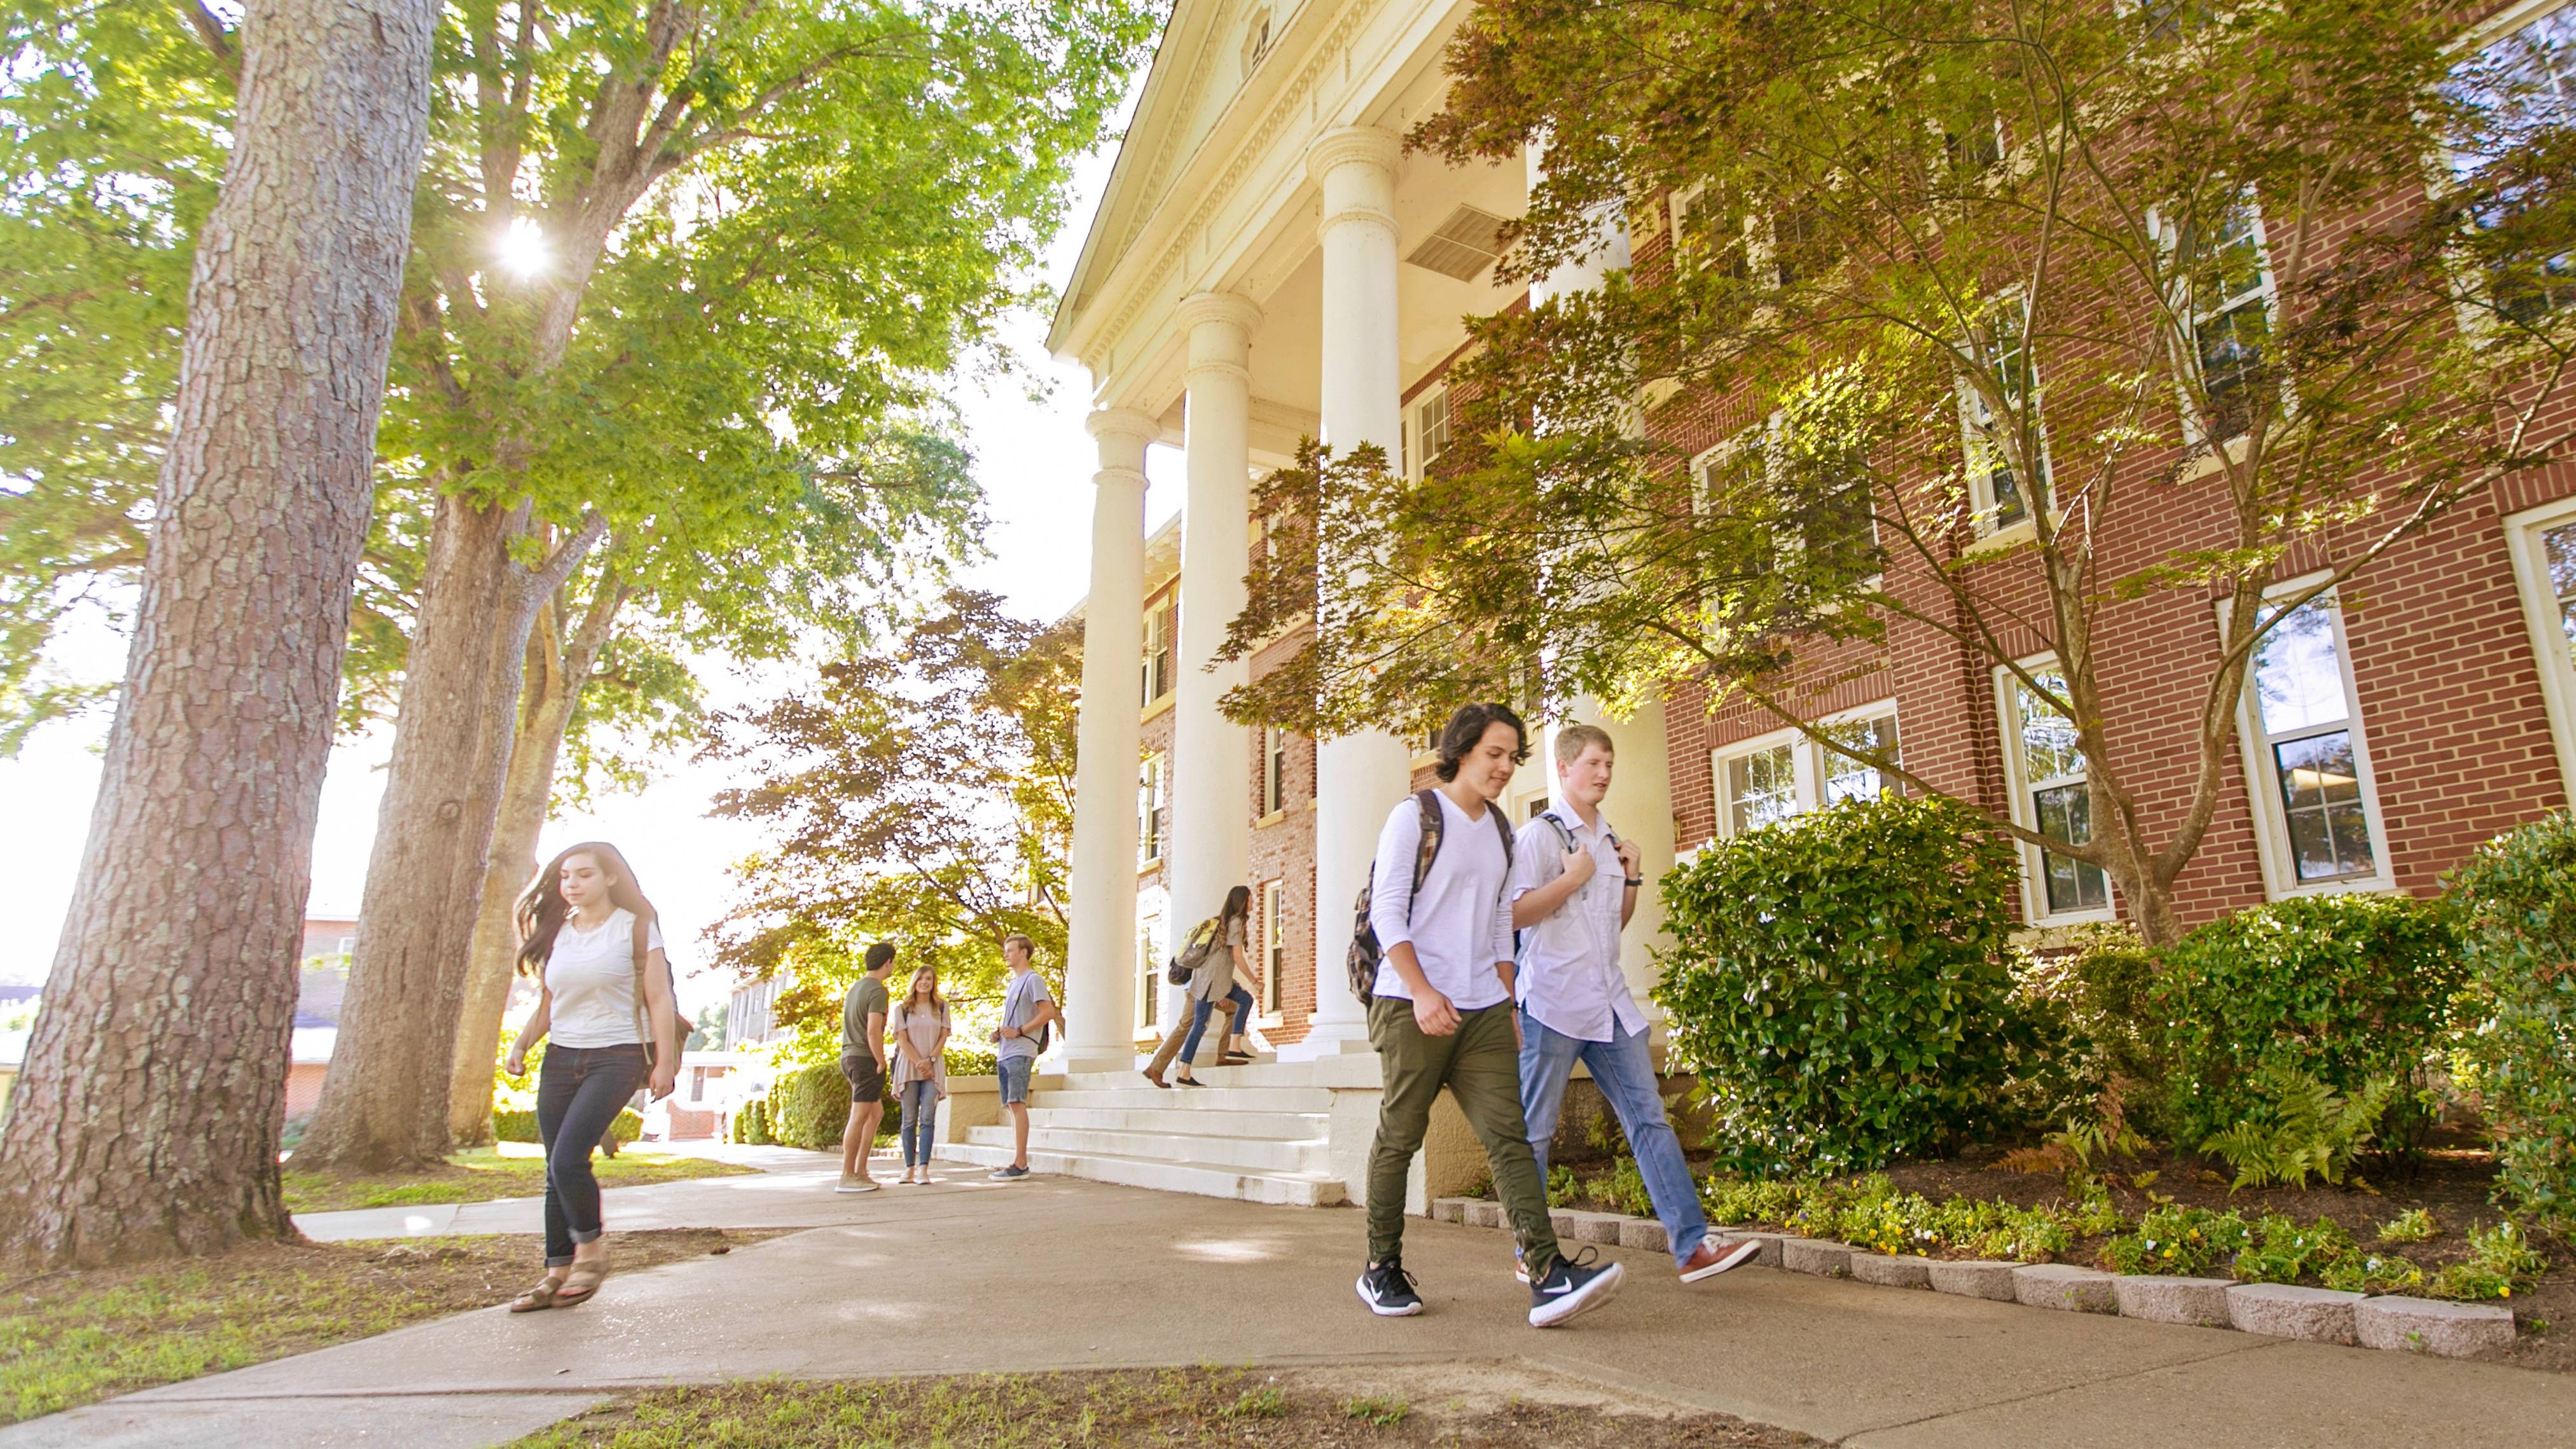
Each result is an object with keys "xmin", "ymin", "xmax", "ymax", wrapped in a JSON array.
[{"xmin": 1623, "ymin": 878, "xmax": 1644, "ymax": 888}]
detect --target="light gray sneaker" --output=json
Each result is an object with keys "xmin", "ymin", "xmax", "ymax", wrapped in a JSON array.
[
  {"xmin": 987, "ymin": 1165, "xmax": 1032, "ymax": 1181},
  {"xmin": 835, "ymin": 1174, "xmax": 880, "ymax": 1194}
]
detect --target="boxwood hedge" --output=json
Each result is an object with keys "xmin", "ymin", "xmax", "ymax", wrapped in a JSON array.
[{"xmin": 2449, "ymin": 810, "xmax": 2576, "ymax": 1238}]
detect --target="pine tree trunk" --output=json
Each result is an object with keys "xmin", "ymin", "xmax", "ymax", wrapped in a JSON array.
[
  {"xmin": 0, "ymin": 0, "xmax": 434, "ymax": 1265},
  {"xmin": 445, "ymin": 592, "xmax": 607, "ymax": 1145},
  {"xmin": 293, "ymin": 499, "xmax": 603, "ymax": 1171}
]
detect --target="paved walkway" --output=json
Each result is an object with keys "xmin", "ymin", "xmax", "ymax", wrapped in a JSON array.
[{"xmin": 14, "ymin": 1161, "xmax": 2574, "ymax": 1448}]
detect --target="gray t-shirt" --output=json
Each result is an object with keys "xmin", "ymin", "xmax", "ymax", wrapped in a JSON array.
[
  {"xmin": 843, "ymin": 974, "xmax": 890, "ymax": 1062},
  {"xmin": 997, "ymin": 969, "xmax": 1053, "ymax": 1062}
]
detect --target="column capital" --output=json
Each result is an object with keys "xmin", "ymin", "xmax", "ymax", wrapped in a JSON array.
[
  {"xmin": 1086, "ymin": 405, "xmax": 1159, "ymax": 482},
  {"xmin": 1175, "ymin": 290, "xmax": 1264, "ymax": 340},
  {"xmin": 1305, "ymin": 125, "xmax": 1400, "ymax": 186}
]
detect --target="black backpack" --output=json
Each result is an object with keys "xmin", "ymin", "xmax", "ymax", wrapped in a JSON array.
[{"xmin": 1347, "ymin": 789, "xmax": 1515, "ymax": 1006}]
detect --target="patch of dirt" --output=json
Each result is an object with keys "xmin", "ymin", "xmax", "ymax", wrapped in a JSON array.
[{"xmin": 515, "ymin": 1366, "xmax": 1822, "ymax": 1448}]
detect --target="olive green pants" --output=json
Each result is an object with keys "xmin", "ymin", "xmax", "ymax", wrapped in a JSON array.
[{"xmin": 1365, "ymin": 995, "xmax": 1560, "ymax": 1279}]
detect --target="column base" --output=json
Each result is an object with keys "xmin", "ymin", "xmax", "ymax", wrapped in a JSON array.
[
  {"xmin": 1277, "ymin": 1025, "xmax": 1373, "ymax": 1062},
  {"xmin": 1063, "ymin": 1046, "xmax": 1140, "ymax": 1073}
]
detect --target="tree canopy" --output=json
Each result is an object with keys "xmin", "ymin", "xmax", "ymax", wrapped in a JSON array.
[{"xmin": 1230, "ymin": 0, "xmax": 2576, "ymax": 941}]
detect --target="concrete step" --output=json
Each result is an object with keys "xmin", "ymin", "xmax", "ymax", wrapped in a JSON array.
[
  {"xmin": 934, "ymin": 1138, "xmax": 1347, "ymax": 1207},
  {"xmin": 1027, "ymin": 1105, "xmax": 1328, "ymax": 1139},
  {"xmin": 1034, "ymin": 1085, "xmax": 1336, "ymax": 1114},
  {"xmin": 1057, "ymin": 1058, "xmax": 1301, "ymax": 1092},
  {"xmin": 971, "ymin": 1123, "xmax": 1334, "ymax": 1175}
]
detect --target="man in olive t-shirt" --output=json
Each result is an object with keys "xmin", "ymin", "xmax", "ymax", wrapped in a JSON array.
[{"xmin": 837, "ymin": 941, "xmax": 896, "ymax": 1192}]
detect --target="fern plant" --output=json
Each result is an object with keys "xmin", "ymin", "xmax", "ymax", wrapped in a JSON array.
[{"xmin": 2199, "ymin": 1067, "xmax": 2397, "ymax": 1190}]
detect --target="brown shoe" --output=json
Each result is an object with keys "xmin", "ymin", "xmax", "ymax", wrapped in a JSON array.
[
  {"xmin": 508, "ymin": 1277, "xmax": 561, "ymax": 1313},
  {"xmin": 1679, "ymin": 1238, "xmax": 1764, "ymax": 1283}
]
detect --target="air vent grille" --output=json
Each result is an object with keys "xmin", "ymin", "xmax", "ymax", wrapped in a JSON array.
[{"xmin": 1405, "ymin": 205, "xmax": 1507, "ymax": 282}]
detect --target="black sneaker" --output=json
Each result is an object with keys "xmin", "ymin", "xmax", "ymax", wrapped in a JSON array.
[
  {"xmin": 1528, "ymin": 1247, "xmax": 1625, "ymax": 1328},
  {"xmin": 1356, "ymin": 1259, "xmax": 1424, "ymax": 1317}
]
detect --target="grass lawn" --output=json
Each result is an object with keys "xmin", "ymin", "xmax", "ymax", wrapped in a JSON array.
[
  {"xmin": 513, "ymin": 1368, "xmax": 1820, "ymax": 1448},
  {"xmin": 282, "ymin": 1142, "xmax": 756, "ymax": 1214},
  {"xmin": 1, "ymin": 1228, "xmax": 780, "ymax": 1424}
]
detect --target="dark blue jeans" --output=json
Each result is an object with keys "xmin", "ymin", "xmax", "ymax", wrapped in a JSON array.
[
  {"xmin": 537, "ymin": 1043, "xmax": 646, "ymax": 1266},
  {"xmin": 1181, "ymin": 983, "xmax": 1255, "ymax": 1062}
]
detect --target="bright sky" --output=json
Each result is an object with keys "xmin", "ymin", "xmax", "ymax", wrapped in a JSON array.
[{"xmin": 0, "ymin": 111, "xmax": 1184, "ymax": 1016}]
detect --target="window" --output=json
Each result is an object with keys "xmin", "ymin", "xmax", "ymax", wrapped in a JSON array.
[
  {"xmin": 2231, "ymin": 587, "xmax": 2390, "ymax": 894},
  {"xmin": 2447, "ymin": 3, "xmax": 2576, "ymax": 325},
  {"xmin": 1261, "ymin": 726, "xmax": 1289, "ymax": 817},
  {"xmin": 1259, "ymin": 879, "xmax": 1285, "ymax": 1013},
  {"xmin": 1135, "ymin": 891, "xmax": 1167, "ymax": 1032},
  {"xmin": 1137, "ymin": 753, "xmax": 1166, "ymax": 866},
  {"xmin": 1710, "ymin": 706, "xmax": 1901, "ymax": 836},
  {"xmin": 2509, "ymin": 497, "xmax": 2576, "ymax": 799},
  {"xmin": 2170, "ymin": 198, "xmax": 2279, "ymax": 441},
  {"xmin": 1240, "ymin": 6, "xmax": 1273, "ymax": 76},
  {"xmin": 1406, "ymin": 388, "xmax": 1451, "ymax": 480},
  {"xmin": 1140, "ymin": 594, "xmax": 1175, "ymax": 704},
  {"xmin": 2000, "ymin": 666, "xmax": 2112, "ymax": 919},
  {"xmin": 1956, "ymin": 294, "xmax": 2046, "ymax": 531}
]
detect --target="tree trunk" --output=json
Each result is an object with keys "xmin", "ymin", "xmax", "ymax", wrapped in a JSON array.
[
  {"xmin": 445, "ymin": 577, "xmax": 627, "ymax": 1145},
  {"xmin": 0, "ymin": 0, "xmax": 434, "ymax": 1265},
  {"xmin": 293, "ymin": 501, "xmax": 603, "ymax": 1171}
]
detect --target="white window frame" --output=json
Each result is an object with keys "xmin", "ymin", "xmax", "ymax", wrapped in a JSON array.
[
  {"xmin": 1708, "ymin": 700, "xmax": 1901, "ymax": 838},
  {"xmin": 2221, "ymin": 576, "xmax": 2396, "ymax": 899},
  {"xmin": 2440, "ymin": 0, "xmax": 2576, "ymax": 340},
  {"xmin": 1405, "ymin": 386, "xmax": 1452, "ymax": 482},
  {"xmin": 1140, "ymin": 594, "xmax": 1175, "ymax": 706},
  {"xmin": 1258, "ymin": 878, "xmax": 1285, "ymax": 1015},
  {"xmin": 1137, "ymin": 752, "xmax": 1166, "ymax": 867},
  {"xmin": 2507, "ymin": 494, "xmax": 2576, "ymax": 802},
  {"xmin": 1955, "ymin": 292, "xmax": 2051, "ymax": 539},
  {"xmin": 2152, "ymin": 195, "xmax": 2287, "ymax": 446},
  {"xmin": 1994, "ymin": 659, "xmax": 2117, "ymax": 927},
  {"xmin": 1261, "ymin": 726, "xmax": 1289, "ymax": 817},
  {"xmin": 1134, "ymin": 887, "xmax": 1167, "ymax": 1035}
]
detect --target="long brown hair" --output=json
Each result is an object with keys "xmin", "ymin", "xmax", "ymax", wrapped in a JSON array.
[
  {"xmin": 901, "ymin": 964, "xmax": 945, "ymax": 1016},
  {"xmin": 515, "ymin": 841, "xmax": 654, "ymax": 975},
  {"xmin": 1220, "ymin": 884, "xmax": 1251, "ymax": 934}
]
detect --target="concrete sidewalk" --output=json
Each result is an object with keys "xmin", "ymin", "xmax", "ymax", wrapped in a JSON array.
[
  {"xmin": 291, "ymin": 1142, "xmax": 871, "ymax": 1241},
  {"xmin": 17, "ymin": 1170, "xmax": 2574, "ymax": 1448}
]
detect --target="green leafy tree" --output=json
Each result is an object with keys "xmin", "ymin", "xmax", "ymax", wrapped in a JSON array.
[
  {"xmin": 704, "ymin": 590, "xmax": 1078, "ymax": 1064},
  {"xmin": 1229, "ymin": 0, "xmax": 2576, "ymax": 946}
]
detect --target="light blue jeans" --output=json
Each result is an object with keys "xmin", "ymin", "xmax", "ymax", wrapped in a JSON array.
[
  {"xmin": 1517, "ymin": 1008, "xmax": 1707, "ymax": 1266},
  {"xmin": 898, "ymin": 1078, "xmax": 938, "ymax": 1167}
]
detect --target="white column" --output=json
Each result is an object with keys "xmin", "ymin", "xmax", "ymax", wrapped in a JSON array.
[
  {"xmin": 1525, "ymin": 138, "xmax": 1631, "ymax": 309},
  {"xmin": 1168, "ymin": 292, "xmax": 1263, "ymax": 1060},
  {"xmin": 1295, "ymin": 126, "xmax": 1413, "ymax": 1057},
  {"xmin": 1063, "ymin": 407, "xmax": 1160, "ymax": 1071}
]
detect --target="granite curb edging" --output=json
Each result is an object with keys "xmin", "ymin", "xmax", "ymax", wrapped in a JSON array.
[{"xmin": 1428, "ymin": 1198, "xmax": 2516, "ymax": 1359}]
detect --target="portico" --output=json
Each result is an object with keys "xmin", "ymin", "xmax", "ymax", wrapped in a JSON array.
[{"xmin": 962, "ymin": 0, "xmax": 1682, "ymax": 1207}]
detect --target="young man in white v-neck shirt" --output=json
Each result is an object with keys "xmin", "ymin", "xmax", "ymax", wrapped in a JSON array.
[
  {"xmin": 1511, "ymin": 724, "xmax": 1761, "ymax": 1286},
  {"xmin": 1353, "ymin": 702, "xmax": 1625, "ymax": 1331}
]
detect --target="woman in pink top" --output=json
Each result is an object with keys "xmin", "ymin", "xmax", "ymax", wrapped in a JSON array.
[{"xmin": 887, "ymin": 964, "xmax": 950, "ymax": 1184}]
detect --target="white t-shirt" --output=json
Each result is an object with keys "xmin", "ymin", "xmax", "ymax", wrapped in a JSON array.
[
  {"xmin": 1366, "ymin": 791, "xmax": 1515, "ymax": 1011},
  {"xmin": 544, "ymin": 907, "xmax": 665, "ymax": 1049}
]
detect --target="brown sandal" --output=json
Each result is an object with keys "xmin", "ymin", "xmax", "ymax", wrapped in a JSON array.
[
  {"xmin": 508, "ymin": 1277, "xmax": 561, "ymax": 1313},
  {"xmin": 553, "ymin": 1254, "xmax": 609, "ymax": 1306}
]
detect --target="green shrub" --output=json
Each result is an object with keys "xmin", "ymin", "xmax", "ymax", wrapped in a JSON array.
[
  {"xmin": 2149, "ymin": 893, "xmax": 2462, "ymax": 1151},
  {"xmin": 2012, "ymin": 926, "xmax": 2168, "ymax": 1127},
  {"xmin": 2199, "ymin": 1067, "xmax": 2396, "ymax": 1190},
  {"xmin": 2448, "ymin": 810, "xmax": 2576, "ymax": 1240},
  {"xmin": 492, "ymin": 1107, "xmax": 640, "ymax": 1145},
  {"xmin": 1656, "ymin": 794, "xmax": 2037, "ymax": 1176},
  {"xmin": 943, "ymin": 1046, "xmax": 1000, "ymax": 1078},
  {"xmin": 769, "ymin": 1062, "xmax": 851, "ymax": 1149},
  {"xmin": 732, "ymin": 1098, "xmax": 773, "ymax": 1146}
]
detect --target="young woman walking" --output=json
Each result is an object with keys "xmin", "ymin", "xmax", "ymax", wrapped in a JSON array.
[
  {"xmin": 1143, "ymin": 884, "xmax": 1258, "ymax": 1088},
  {"xmin": 502, "ymin": 842, "xmax": 678, "ymax": 1311},
  {"xmin": 888, "ymin": 964, "xmax": 951, "ymax": 1184}
]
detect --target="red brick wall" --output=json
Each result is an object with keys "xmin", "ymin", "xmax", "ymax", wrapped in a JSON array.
[{"xmin": 1247, "ymin": 623, "xmax": 1318, "ymax": 1044}]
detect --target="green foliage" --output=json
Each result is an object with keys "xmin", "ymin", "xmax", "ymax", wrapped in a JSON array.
[
  {"xmin": 942, "ymin": 1046, "xmax": 1001, "ymax": 1079},
  {"xmin": 768, "ymin": 1064, "xmax": 851, "ymax": 1151},
  {"xmin": 1222, "ymin": 1387, "xmax": 1289, "ymax": 1420},
  {"xmin": 2101, "ymin": 1205, "xmax": 2255, "ymax": 1278},
  {"xmin": 2429, "ymin": 1221, "xmax": 2549, "ymax": 1301},
  {"xmin": 1341, "ymin": 1396, "xmax": 1408, "ymax": 1428},
  {"xmin": 2012, "ymin": 927, "xmax": 2168, "ymax": 1120},
  {"xmin": 1654, "ymin": 794, "xmax": 2037, "ymax": 1176},
  {"xmin": 731, "ymin": 1099, "xmax": 773, "ymax": 1147},
  {"xmin": 1544, "ymin": 1164, "xmax": 1581, "ymax": 1209},
  {"xmin": 491, "ymin": 1109, "xmax": 639, "ymax": 1146},
  {"xmin": 2150, "ymin": 894, "xmax": 2462, "ymax": 1151},
  {"xmin": 2320, "ymin": 1249, "xmax": 2428, "ymax": 1296},
  {"xmin": 2231, "ymin": 1215, "xmax": 2362, "ymax": 1286},
  {"xmin": 709, "ymin": 593, "xmax": 1077, "ymax": 1067},
  {"xmin": 2199, "ymin": 1068, "xmax": 2397, "ymax": 1191},
  {"xmin": 2378, "ymin": 1208, "xmax": 2437, "ymax": 1244},
  {"xmin": 2448, "ymin": 810, "xmax": 2576, "ymax": 1240},
  {"xmin": 1604, "ymin": 1155, "xmax": 1654, "ymax": 1219},
  {"xmin": 1711, "ymin": 1173, "xmax": 2096, "ymax": 1264}
]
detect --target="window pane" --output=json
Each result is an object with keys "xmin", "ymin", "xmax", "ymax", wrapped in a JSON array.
[
  {"xmin": 2016, "ymin": 673, "xmax": 2084, "ymax": 784},
  {"xmin": 2547, "ymin": 521, "xmax": 2576, "ymax": 665},
  {"xmin": 2033, "ymin": 781, "xmax": 2110, "ymax": 912},
  {"xmin": 2252, "ymin": 598, "xmax": 2348, "ymax": 735},
  {"xmin": 2449, "ymin": 10, "xmax": 2576, "ymax": 321},
  {"xmin": 1822, "ymin": 715, "xmax": 1897, "ymax": 804},
  {"xmin": 1418, "ymin": 391, "xmax": 1451, "ymax": 473},
  {"xmin": 1727, "ymin": 742, "xmax": 1800, "ymax": 833},
  {"xmin": 2275, "ymin": 730, "xmax": 2375, "ymax": 882}
]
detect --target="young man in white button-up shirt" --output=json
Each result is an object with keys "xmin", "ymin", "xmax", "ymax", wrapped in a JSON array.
[
  {"xmin": 1509, "ymin": 724, "xmax": 1760, "ymax": 1285},
  {"xmin": 1354, "ymin": 702, "xmax": 1625, "ymax": 1329}
]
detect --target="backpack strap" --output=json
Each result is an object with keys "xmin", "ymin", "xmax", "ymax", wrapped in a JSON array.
[
  {"xmin": 1403, "ymin": 787, "xmax": 1443, "ymax": 925},
  {"xmin": 629, "ymin": 912, "xmax": 656, "ymax": 1069}
]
